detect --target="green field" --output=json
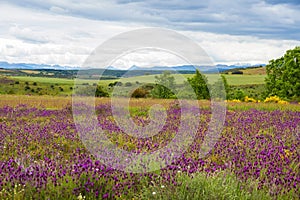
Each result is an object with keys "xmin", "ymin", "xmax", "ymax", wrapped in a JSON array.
[
  {"xmin": 11, "ymin": 74, "xmax": 266, "ymax": 86},
  {"xmin": 0, "ymin": 73, "xmax": 267, "ymax": 97},
  {"xmin": 119, "ymin": 74, "xmax": 266, "ymax": 85},
  {"xmin": 222, "ymin": 74, "xmax": 266, "ymax": 85}
]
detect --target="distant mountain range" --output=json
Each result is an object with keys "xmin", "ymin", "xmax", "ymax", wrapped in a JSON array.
[
  {"xmin": 126, "ymin": 64, "xmax": 265, "ymax": 73},
  {"xmin": 0, "ymin": 61, "xmax": 265, "ymax": 72},
  {"xmin": 0, "ymin": 61, "xmax": 79, "ymax": 70}
]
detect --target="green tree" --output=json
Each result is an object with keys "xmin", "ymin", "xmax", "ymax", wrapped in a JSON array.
[
  {"xmin": 187, "ymin": 69, "xmax": 209, "ymax": 100},
  {"xmin": 210, "ymin": 75, "xmax": 229, "ymax": 100},
  {"xmin": 151, "ymin": 71, "xmax": 176, "ymax": 99},
  {"xmin": 265, "ymin": 46, "xmax": 300, "ymax": 100}
]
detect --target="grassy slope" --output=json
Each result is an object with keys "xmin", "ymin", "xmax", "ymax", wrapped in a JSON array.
[{"xmin": 223, "ymin": 74, "xmax": 266, "ymax": 85}]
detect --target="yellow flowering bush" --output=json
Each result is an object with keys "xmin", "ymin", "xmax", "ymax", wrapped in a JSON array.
[
  {"xmin": 264, "ymin": 96, "xmax": 289, "ymax": 104},
  {"xmin": 244, "ymin": 96, "xmax": 257, "ymax": 103},
  {"xmin": 278, "ymin": 100, "xmax": 289, "ymax": 104},
  {"xmin": 264, "ymin": 96, "xmax": 280, "ymax": 103},
  {"xmin": 227, "ymin": 99, "xmax": 241, "ymax": 103}
]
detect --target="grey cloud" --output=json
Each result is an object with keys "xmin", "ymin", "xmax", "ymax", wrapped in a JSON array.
[
  {"xmin": 9, "ymin": 26, "xmax": 49, "ymax": 44},
  {"xmin": 3, "ymin": 0, "xmax": 300, "ymax": 40}
]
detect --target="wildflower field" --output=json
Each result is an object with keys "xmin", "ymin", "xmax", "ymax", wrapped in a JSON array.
[{"xmin": 0, "ymin": 96, "xmax": 299, "ymax": 199}]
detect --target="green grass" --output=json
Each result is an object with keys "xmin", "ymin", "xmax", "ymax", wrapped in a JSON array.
[
  {"xmin": 122, "ymin": 171, "xmax": 294, "ymax": 200},
  {"xmin": 0, "ymin": 73, "xmax": 267, "ymax": 97},
  {"xmin": 2, "ymin": 171, "xmax": 294, "ymax": 200},
  {"xmin": 120, "ymin": 74, "xmax": 266, "ymax": 86},
  {"xmin": 11, "ymin": 74, "xmax": 266, "ymax": 86},
  {"xmin": 223, "ymin": 75, "xmax": 266, "ymax": 85}
]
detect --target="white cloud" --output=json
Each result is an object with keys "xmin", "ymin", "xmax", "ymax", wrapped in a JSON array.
[
  {"xmin": 112, "ymin": 50, "xmax": 186, "ymax": 69},
  {"xmin": 49, "ymin": 6, "xmax": 68, "ymax": 14},
  {"xmin": 9, "ymin": 26, "xmax": 49, "ymax": 43},
  {"xmin": 183, "ymin": 31, "xmax": 300, "ymax": 65},
  {"xmin": 0, "ymin": 1, "xmax": 299, "ymax": 67}
]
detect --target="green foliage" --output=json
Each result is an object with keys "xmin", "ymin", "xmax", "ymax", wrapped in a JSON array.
[
  {"xmin": 151, "ymin": 71, "xmax": 176, "ymax": 99},
  {"xmin": 209, "ymin": 75, "xmax": 229, "ymax": 100},
  {"xmin": 229, "ymin": 89, "xmax": 246, "ymax": 100},
  {"xmin": 265, "ymin": 46, "xmax": 300, "ymax": 100},
  {"xmin": 187, "ymin": 69, "xmax": 209, "ymax": 99},
  {"xmin": 230, "ymin": 84, "xmax": 266, "ymax": 100},
  {"xmin": 95, "ymin": 85, "xmax": 109, "ymax": 97},
  {"xmin": 222, "ymin": 75, "xmax": 230, "ymax": 94}
]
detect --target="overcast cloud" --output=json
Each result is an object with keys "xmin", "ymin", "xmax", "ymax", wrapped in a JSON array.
[{"xmin": 0, "ymin": 0, "xmax": 299, "ymax": 67}]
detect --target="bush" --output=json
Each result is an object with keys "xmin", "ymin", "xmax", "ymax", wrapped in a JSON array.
[
  {"xmin": 151, "ymin": 71, "xmax": 176, "ymax": 99},
  {"xmin": 232, "ymin": 71, "xmax": 243, "ymax": 74},
  {"xmin": 95, "ymin": 86, "xmax": 109, "ymax": 97},
  {"xmin": 264, "ymin": 96, "xmax": 288, "ymax": 104},
  {"xmin": 244, "ymin": 96, "xmax": 257, "ymax": 103},
  {"xmin": 229, "ymin": 89, "xmax": 245, "ymax": 100},
  {"xmin": 131, "ymin": 88, "xmax": 149, "ymax": 98}
]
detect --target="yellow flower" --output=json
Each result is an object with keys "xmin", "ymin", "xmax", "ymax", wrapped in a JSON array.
[
  {"xmin": 244, "ymin": 96, "xmax": 257, "ymax": 103},
  {"xmin": 264, "ymin": 96, "xmax": 288, "ymax": 104},
  {"xmin": 228, "ymin": 99, "xmax": 241, "ymax": 103}
]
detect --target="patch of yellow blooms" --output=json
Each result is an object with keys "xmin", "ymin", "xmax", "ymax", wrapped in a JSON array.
[
  {"xmin": 226, "ymin": 99, "xmax": 241, "ymax": 103},
  {"xmin": 264, "ymin": 96, "xmax": 289, "ymax": 104},
  {"xmin": 280, "ymin": 149, "xmax": 293, "ymax": 160},
  {"xmin": 226, "ymin": 95, "xmax": 294, "ymax": 104},
  {"xmin": 244, "ymin": 96, "xmax": 257, "ymax": 103}
]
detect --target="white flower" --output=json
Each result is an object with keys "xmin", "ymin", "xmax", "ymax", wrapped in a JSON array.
[
  {"xmin": 161, "ymin": 185, "xmax": 165, "ymax": 188},
  {"xmin": 152, "ymin": 192, "xmax": 156, "ymax": 195},
  {"xmin": 77, "ymin": 193, "xmax": 84, "ymax": 200}
]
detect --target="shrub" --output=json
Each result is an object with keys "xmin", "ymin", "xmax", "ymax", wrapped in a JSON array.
[
  {"xmin": 95, "ymin": 86, "xmax": 109, "ymax": 97},
  {"xmin": 131, "ymin": 88, "xmax": 149, "ymax": 98},
  {"xmin": 244, "ymin": 96, "xmax": 257, "ymax": 103},
  {"xmin": 229, "ymin": 89, "xmax": 245, "ymax": 100},
  {"xmin": 231, "ymin": 71, "xmax": 243, "ymax": 74},
  {"xmin": 264, "ymin": 96, "xmax": 289, "ymax": 104},
  {"xmin": 125, "ymin": 82, "xmax": 132, "ymax": 87}
]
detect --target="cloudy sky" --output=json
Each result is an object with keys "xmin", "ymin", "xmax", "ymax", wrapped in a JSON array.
[{"xmin": 0, "ymin": 0, "xmax": 299, "ymax": 68}]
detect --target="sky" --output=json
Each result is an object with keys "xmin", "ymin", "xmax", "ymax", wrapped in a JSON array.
[{"xmin": 0, "ymin": 0, "xmax": 299, "ymax": 68}]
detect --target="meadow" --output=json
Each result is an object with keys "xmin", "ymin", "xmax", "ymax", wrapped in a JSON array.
[
  {"xmin": 0, "ymin": 95, "xmax": 299, "ymax": 199},
  {"xmin": 0, "ymin": 73, "xmax": 267, "ymax": 99},
  {"xmin": 0, "ymin": 68, "xmax": 299, "ymax": 199}
]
